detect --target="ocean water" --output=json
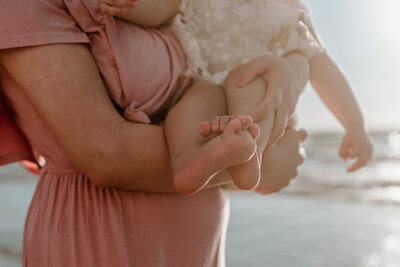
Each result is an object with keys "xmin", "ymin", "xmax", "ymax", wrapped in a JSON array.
[{"xmin": 287, "ymin": 132, "xmax": 400, "ymax": 204}]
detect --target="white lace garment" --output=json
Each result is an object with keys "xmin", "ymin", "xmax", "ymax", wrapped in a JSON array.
[{"xmin": 170, "ymin": 0, "xmax": 325, "ymax": 85}]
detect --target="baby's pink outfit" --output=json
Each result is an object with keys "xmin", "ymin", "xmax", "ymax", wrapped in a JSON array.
[{"xmin": 0, "ymin": 0, "xmax": 229, "ymax": 266}]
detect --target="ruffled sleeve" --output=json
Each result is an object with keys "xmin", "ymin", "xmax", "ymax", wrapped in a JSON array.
[
  {"xmin": 277, "ymin": 0, "xmax": 326, "ymax": 60},
  {"xmin": 170, "ymin": 0, "xmax": 212, "ymax": 83}
]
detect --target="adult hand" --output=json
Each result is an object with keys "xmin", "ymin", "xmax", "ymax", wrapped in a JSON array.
[
  {"xmin": 234, "ymin": 53, "xmax": 310, "ymax": 147},
  {"xmin": 99, "ymin": 0, "xmax": 137, "ymax": 17},
  {"xmin": 253, "ymin": 126, "xmax": 307, "ymax": 195}
]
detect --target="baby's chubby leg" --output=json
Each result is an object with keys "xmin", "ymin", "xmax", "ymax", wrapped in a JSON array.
[
  {"xmin": 165, "ymin": 81, "xmax": 259, "ymax": 195},
  {"xmin": 222, "ymin": 69, "xmax": 275, "ymax": 189}
]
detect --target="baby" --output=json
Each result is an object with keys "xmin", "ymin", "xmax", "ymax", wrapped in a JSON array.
[{"xmin": 99, "ymin": 0, "xmax": 373, "ymax": 194}]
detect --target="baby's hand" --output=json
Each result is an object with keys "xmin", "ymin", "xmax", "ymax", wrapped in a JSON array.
[
  {"xmin": 339, "ymin": 126, "xmax": 373, "ymax": 172},
  {"xmin": 99, "ymin": 0, "xmax": 138, "ymax": 17}
]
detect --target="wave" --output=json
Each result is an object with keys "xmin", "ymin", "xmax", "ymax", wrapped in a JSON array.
[{"xmin": 287, "ymin": 131, "xmax": 400, "ymax": 204}]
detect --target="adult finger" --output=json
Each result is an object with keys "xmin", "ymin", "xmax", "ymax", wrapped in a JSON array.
[
  {"xmin": 219, "ymin": 116, "xmax": 231, "ymax": 132},
  {"xmin": 254, "ymin": 174, "xmax": 295, "ymax": 195},
  {"xmin": 298, "ymin": 129, "xmax": 308, "ymax": 142},
  {"xmin": 236, "ymin": 55, "xmax": 275, "ymax": 87},
  {"xmin": 266, "ymin": 107, "xmax": 289, "ymax": 148},
  {"xmin": 299, "ymin": 146, "xmax": 306, "ymax": 164},
  {"xmin": 253, "ymin": 184, "xmax": 280, "ymax": 195},
  {"xmin": 286, "ymin": 113, "xmax": 299, "ymax": 128},
  {"xmin": 250, "ymin": 89, "xmax": 282, "ymax": 122},
  {"xmin": 250, "ymin": 63, "xmax": 291, "ymax": 122},
  {"xmin": 100, "ymin": 3, "xmax": 127, "ymax": 16},
  {"xmin": 210, "ymin": 116, "xmax": 221, "ymax": 132},
  {"xmin": 102, "ymin": 0, "xmax": 137, "ymax": 8}
]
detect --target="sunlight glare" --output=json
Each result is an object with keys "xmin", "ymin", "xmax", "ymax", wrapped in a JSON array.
[{"xmin": 369, "ymin": 0, "xmax": 400, "ymax": 46}]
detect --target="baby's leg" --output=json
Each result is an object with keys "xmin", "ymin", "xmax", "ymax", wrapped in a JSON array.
[
  {"xmin": 223, "ymin": 73, "xmax": 275, "ymax": 189},
  {"xmin": 165, "ymin": 81, "xmax": 259, "ymax": 195}
]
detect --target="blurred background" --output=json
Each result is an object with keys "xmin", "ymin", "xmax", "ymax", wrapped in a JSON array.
[
  {"xmin": 1, "ymin": 0, "xmax": 400, "ymax": 266},
  {"xmin": 227, "ymin": 1, "xmax": 400, "ymax": 266}
]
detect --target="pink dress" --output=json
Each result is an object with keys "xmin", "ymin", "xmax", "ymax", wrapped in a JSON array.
[{"xmin": 0, "ymin": 0, "xmax": 229, "ymax": 266}]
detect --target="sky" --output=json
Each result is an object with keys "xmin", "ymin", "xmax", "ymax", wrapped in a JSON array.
[{"xmin": 296, "ymin": 0, "xmax": 400, "ymax": 133}]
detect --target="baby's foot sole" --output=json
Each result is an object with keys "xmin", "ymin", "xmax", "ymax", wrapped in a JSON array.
[
  {"xmin": 174, "ymin": 118, "xmax": 257, "ymax": 194},
  {"xmin": 227, "ymin": 153, "xmax": 260, "ymax": 190}
]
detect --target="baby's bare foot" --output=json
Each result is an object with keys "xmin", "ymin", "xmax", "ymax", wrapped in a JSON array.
[
  {"xmin": 227, "ymin": 121, "xmax": 261, "ymax": 190},
  {"xmin": 198, "ymin": 115, "xmax": 261, "ymax": 189},
  {"xmin": 198, "ymin": 115, "xmax": 246, "ymax": 140},
  {"xmin": 227, "ymin": 152, "xmax": 260, "ymax": 190},
  {"xmin": 173, "ymin": 116, "xmax": 258, "ymax": 194}
]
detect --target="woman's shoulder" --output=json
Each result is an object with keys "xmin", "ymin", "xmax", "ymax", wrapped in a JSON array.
[{"xmin": 0, "ymin": 0, "xmax": 89, "ymax": 50}]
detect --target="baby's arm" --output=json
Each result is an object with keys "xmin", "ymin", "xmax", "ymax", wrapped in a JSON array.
[
  {"xmin": 309, "ymin": 53, "xmax": 373, "ymax": 171},
  {"xmin": 99, "ymin": 0, "xmax": 181, "ymax": 27}
]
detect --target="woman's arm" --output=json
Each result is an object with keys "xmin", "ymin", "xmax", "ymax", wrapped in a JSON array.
[
  {"xmin": 0, "ymin": 44, "xmax": 232, "ymax": 193},
  {"xmin": 0, "ymin": 44, "xmax": 308, "ymax": 193}
]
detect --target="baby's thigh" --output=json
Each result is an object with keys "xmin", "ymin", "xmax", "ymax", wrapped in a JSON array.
[
  {"xmin": 167, "ymin": 80, "xmax": 226, "ymax": 123},
  {"xmin": 224, "ymin": 70, "xmax": 267, "ymax": 114}
]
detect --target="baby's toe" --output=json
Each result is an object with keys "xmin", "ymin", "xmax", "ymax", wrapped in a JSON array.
[
  {"xmin": 198, "ymin": 121, "xmax": 212, "ymax": 137},
  {"xmin": 224, "ymin": 118, "xmax": 242, "ymax": 134},
  {"xmin": 210, "ymin": 116, "xmax": 221, "ymax": 132},
  {"xmin": 219, "ymin": 116, "xmax": 231, "ymax": 132},
  {"xmin": 248, "ymin": 124, "xmax": 260, "ymax": 139},
  {"xmin": 237, "ymin": 115, "xmax": 253, "ymax": 130}
]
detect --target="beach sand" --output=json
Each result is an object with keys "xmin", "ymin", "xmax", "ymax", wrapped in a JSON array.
[{"xmin": 1, "ymin": 164, "xmax": 400, "ymax": 267}]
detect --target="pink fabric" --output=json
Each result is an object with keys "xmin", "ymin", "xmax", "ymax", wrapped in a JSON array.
[
  {"xmin": 64, "ymin": 0, "xmax": 191, "ymax": 124},
  {"xmin": 0, "ymin": 0, "xmax": 229, "ymax": 266},
  {"xmin": 0, "ymin": 88, "xmax": 40, "ymax": 175},
  {"xmin": 0, "ymin": 99, "xmax": 34, "ymax": 165}
]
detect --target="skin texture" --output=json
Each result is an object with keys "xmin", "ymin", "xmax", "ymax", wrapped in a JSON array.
[
  {"xmin": 254, "ymin": 126, "xmax": 307, "ymax": 194},
  {"xmin": 164, "ymin": 70, "xmax": 262, "ymax": 194},
  {"xmin": 224, "ymin": 125, "xmax": 307, "ymax": 193},
  {"xmin": 101, "ymin": 0, "xmax": 181, "ymax": 27},
  {"xmin": 101, "ymin": 0, "xmax": 372, "ymax": 171},
  {"xmin": 222, "ymin": 74, "xmax": 274, "ymax": 190},
  {"xmin": 234, "ymin": 53, "xmax": 310, "ymax": 147},
  {"xmin": 99, "ymin": 0, "xmax": 138, "ymax": 17},
  {"xmin": 99, "ymin": 0, "xmax": 311, "ymax": 152},
  {"xmin": 0, "ymin": 44, "xmax": 308, "ymax": 194},
  {"xmin": 309, "ymin": 53, "xmax": 373, "ymax": 171}
]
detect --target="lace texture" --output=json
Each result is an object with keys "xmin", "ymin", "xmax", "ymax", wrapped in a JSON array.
[{"xmin": 170, "ymin": 0, "xmax": 325, "ymax": 85}]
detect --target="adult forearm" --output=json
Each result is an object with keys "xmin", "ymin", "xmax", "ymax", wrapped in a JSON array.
[
  {"xmin": 0, "ymin": 44, "xmax": 232, "ymax": 194},
  {"xmin": 100, "ymin": 122, "xmax": 233, "ymax": 192},
  {"xmin": 99, "ymin": 122, "xmax": 175, "ymax": 192}
]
